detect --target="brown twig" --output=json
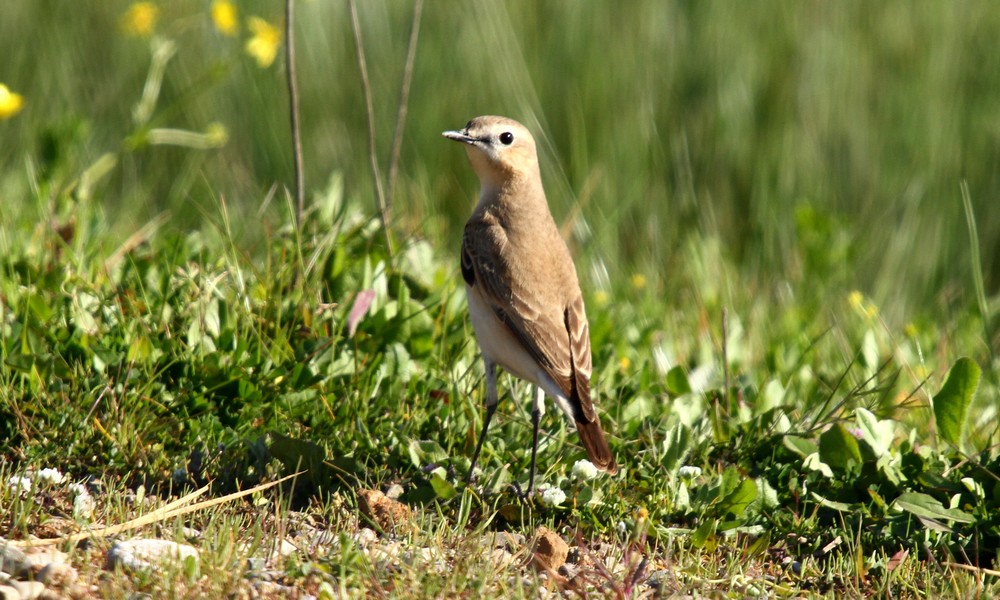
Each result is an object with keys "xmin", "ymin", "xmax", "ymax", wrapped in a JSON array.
[
  {"xmin": 348, "ymin": 0, "xmax": 394, "ymax": 256},
  {"xmin": 386, "ymin": 0, "xmax": 424, "ymax": 209},
  {"xmin": 9, "ymin": 472, "xmax": 303, "ymax": 547},
  {"xmin": 285, "ymin": 0, "xmax": 306, "ymax": 229},
  {"xmin": 722, "ymin": 307, "xmax": 730, "ymax": 405}
]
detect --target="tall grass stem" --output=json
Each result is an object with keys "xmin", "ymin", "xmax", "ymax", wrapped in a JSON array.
[
  {"xmin": 285, "ymin": 0, "xmax": 306, "ymax": 229},
  {"xmin": 349, "ymin": 0, "xmax": 394, "ymax": 257},
  {"xmin": 386, "ymin": 0, "xmax": 424, "ymax": 210}
]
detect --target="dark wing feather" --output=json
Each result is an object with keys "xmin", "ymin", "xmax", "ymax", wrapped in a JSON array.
[{"xmin": 460, "ymin": 236, "xmax": 476, "ymax": 286}]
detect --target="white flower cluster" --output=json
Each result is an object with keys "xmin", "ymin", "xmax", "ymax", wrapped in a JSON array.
[
  {"xmin": 571, "ymin": 459, "xmax": 599, "ymax": 481},
  {"xmin": 71, "ymin": 484, "xmax": 95, "ymax": 520},
  {"xmin": 6, "ymin": 475, "xmax": 32, "ymax": 496},
  {"xmin": 537, "ymin": 484, "xmax": 567, "ymax": 507},
  {"xmin": 4, "ymin": 468, "xmax": 94, "ymax": 520},
  {"xmin": 37, "ymin": 468, "xmax": 67, "ymax": 485},
  {"xmin": 678, "ymin": 465, "xmax": 702, "ymax": 479}
]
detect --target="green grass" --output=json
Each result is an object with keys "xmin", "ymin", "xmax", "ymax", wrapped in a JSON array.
[{"xmin": 2, "ymin": 1, "xmax": 1000, "ymax": 597}]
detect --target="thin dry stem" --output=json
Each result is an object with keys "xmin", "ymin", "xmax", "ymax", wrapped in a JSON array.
[
  {"xmin": 386, "ymin": 0, "xmax": 424, "ymax": 208},
  {"xmin": 348, "ymin": 0, "xmax": 394, "ymax": 256},
  {"xmin": 285, "ymin": 0, "xmax": 306, "ymax": 228}
]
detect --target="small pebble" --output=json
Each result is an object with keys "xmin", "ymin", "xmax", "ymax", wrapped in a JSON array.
[
  {"xmin": 276, "ymin": 538, "xmax": 297, "ymax": 558},
  {"xmin": 107, "ymin": 539, "xmax": 199, "ymax": 574},
  {"xmin": 490, "ymin": 548, "xmax": 515, "ymax": 569},
  {"xmin": 558, "ymin": 562, "xmax": 579, "ymax": 579},
  {"xmin": 21, "ymin": 549, "xmax": 68, "ymax": 577},
  {"xmin": 11, "ymin": 581, "xmax": 44, "ymax": 600},
  {"xmin": 0, "ymin": 584, "xmax": 20, "ymax": 600},
  {"xmin": 0, "ymin": 543, "xmax": 27, "ymax": 576},
  {"xmin": 352, "ymin": 528, "xmax": 377, "ymax": 548},
  {"xmin": 531, "ymin": 527, "xmax": 568, "ymax": 572},
  {"xmin": 36, "ymin": 562, "xmax": 77, "ymax": 588}
]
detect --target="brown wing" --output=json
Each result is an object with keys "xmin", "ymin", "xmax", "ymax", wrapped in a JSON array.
[
  {"xmin": 463, "ymin": 218, "xmax": 617, "ymax": 473},
  {"xmin": 462, "ymin": 219, "xmax": 593, "ymax": 422}
]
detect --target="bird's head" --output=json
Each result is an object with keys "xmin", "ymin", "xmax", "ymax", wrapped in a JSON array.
[{"xmin": 443, "ymin": 116, "xmax": 539, "ymax": 190}]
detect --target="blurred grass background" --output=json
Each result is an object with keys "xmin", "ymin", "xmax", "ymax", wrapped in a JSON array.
[{"xmin": 2, "ymin": 0, "xmax": 998, "ymax": 326}]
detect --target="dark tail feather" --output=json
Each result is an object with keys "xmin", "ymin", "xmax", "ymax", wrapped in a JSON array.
[{"xmin": 576, "ymin": 419, "xmax": 617, "ymax": 474}]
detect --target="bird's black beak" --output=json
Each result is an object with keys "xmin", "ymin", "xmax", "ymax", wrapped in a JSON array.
[{"xmin": 442, "ymin": 129, "xmax": 476, "ymax": 145}]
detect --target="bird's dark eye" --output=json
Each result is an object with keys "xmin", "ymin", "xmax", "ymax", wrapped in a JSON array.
[{"xmin": 499, "ymin": 132, "xmax": 514, "ymax": 145}]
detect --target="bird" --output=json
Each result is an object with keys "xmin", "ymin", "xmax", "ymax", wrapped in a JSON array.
[{"xmin": 443, "ymin": 115, "xmax": 617, "ymax": 495}]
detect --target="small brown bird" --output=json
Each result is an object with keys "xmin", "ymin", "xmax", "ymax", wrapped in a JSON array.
[{"xmin": 443, "ymin": 115, "xmax": 617, "ymax": 494}]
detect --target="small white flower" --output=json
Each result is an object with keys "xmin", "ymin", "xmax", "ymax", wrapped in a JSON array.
[
  {"xmin": 571, "ymin": 459, "xmax": 599, "ymax": 481},
  {"xmin": 69, "ymin": 482, "xmax": 89, "ymax": 497},
  {"xmin": 678, "ymin": 465, "xmax": 702, "ymax": 479},
  {"xmin": 7, "ymin": 475, "xmax": 32, "ymax": 496},
  {"xmin": 538, "ymin": 485, "xmax": 567, "ymax": 507},
  {"xmin": 36, "ymin": 468, "xmax": 66, "ymax": 485},
  {"xmin": 73, "ymin": 493, "xmax": 95, "ymax": 520}
]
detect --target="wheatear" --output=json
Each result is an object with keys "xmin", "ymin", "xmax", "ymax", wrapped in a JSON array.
[{"xmin": 443, "ymin": 115, "xmax": 617, "ymax": 495}]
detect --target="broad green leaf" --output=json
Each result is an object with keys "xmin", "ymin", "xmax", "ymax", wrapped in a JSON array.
[
  {"xmin": 127, "ymin": 334, "xmax": 153, "ymax": 364},
  {"xmin": 759, "ymin": 379, "xmax": 785, "ymax": 412},
  {"xmin": 718, "ymin": 478, "xmax": 757, "ymax": 518},
  {"xmin": 670, "ymin": 393, "xmax": 707, "ymax": 427},
  {"xmin": 802, "ymin": 452, "xmax": 833, "ymax": 477},
  {"xmin": 27, "ymin": 293, "xmax": 53, "ymax": 322},
  {"xmin": 204, "ymin": 297, "xmax": 221, "ymax": 338},
  {"xmin": 407, "ymin": 439, "xmax": 448, "ymax": 469},
  {"xmin": 810, "ymin": 492, "xmax": 852, "ymax": 512},
  {"xmin": 719, "ymin": 466, "xmax": 743, "ymax": 497},
  {"xmin": 893, "ymin": 492, "xmax": 975, "ymax": 524},
  {"xmin": 429, "ymin": 471, "xmax": 458, "ymax": 500},
  {"xmin": 855, "ymin": 407, "xmax": 895, "ymax": 458},
  {"xmin": 690, "ymin": 518, "xmax": 718, "ymax": 549},
  {"xmin": 621, "ymin": 394, "xmax": 655, "ymax": 425},
  {"xmin": 660, "ymin": 423, "xmax": 691, "ymax": 473},
  {"xmin": 676, "ymin": 481, "xmax": 690, "ymax": 511},
  {"xmin": 933, "ymin": 357, "xmax": 981, "ymax": 447},
  {"xmin": 666, "ymin": 366, "xmax": 692, "ymax": 396},
  {"xmin": 709, "ymin": 398, "xmax": 730, "ymax": 444},
  {"xmin": 745, "ymin": 532, "xmax": 772, "ymax": 559},
  {"xmin": 756, "ymin": 478, "xmax": 780, "ymax": 509},
  {"xmin": 783, "ymin": 435, "xmax": 816, "ymax": 458},
  {"xmin": 819, "ymin": 423, "xmax": 862, "ymax": 470}
]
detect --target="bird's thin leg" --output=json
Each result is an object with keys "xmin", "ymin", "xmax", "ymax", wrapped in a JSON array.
[
  {"xmin": 467, "ymin": 358, "xmax": 499, "ymax": 486},
  {"xmin": 527, "ymin": 385, "xmax": 545, "ymax": 497}
]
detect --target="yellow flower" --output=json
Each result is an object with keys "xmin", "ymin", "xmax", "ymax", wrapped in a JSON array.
[
  {"xmin": 904, "ymin": 323, "xmax": 918, "ymax": 338},
  {"xmin": 848, "ymin": 290, "xmax": 878, "ymax": 318},
  {"xmin": 245, "ymin": 17, "xmax": 282, "ymax": 68},
  {"xmin": 121, "ymin": 2, "xmax": 158, "ymax": 37},
  {"xmin": 630, "ymin": 273, "xmax": 647, "ymax": 290},
  {"xmin": 211, "ymin": 0, "xmax": 238, "ymax": 36},
  {"xmin": 593, "ymin": 289, "xmax": 609, "ymax": 308},
  {"xmin": 0, "ymin": 84, "xmax": 24, "ymax": 119},
  {"xmin": 618, "ymin": 356, "xmax": 631, "ymax": 372},
  {"xmin": 205, "ymin": 122, "xmax": 229, "ymax": 146},
  {"xmin": 847, "ymin": 290, "xmax": 864, "ymax": 310}
]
